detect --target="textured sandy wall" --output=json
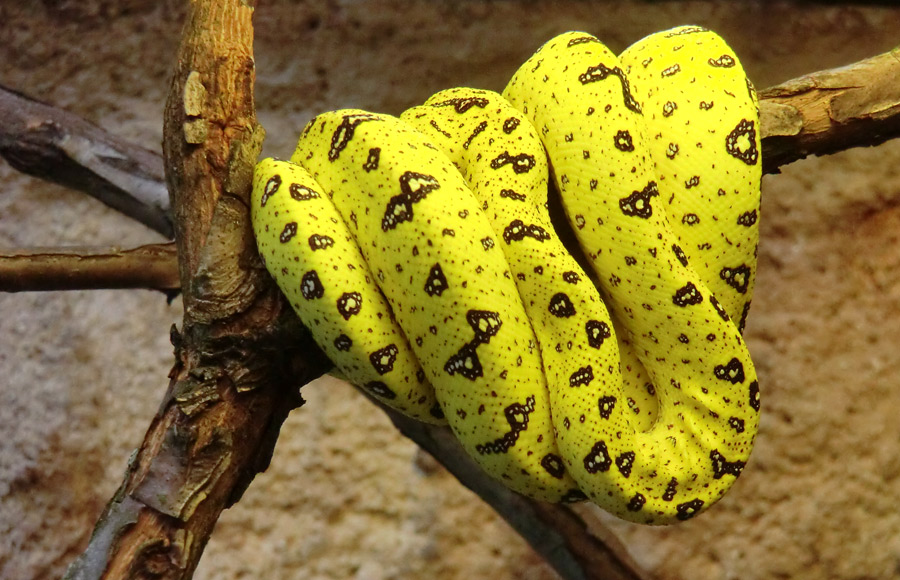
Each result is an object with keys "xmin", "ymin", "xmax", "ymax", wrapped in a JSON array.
[{"xmin": 2, "ymin": 1, "xmax": 900, "ymax": 579}]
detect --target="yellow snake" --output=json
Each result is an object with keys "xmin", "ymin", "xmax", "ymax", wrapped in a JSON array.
[{"xmin": 250, "ymin": 26, "xmax": 761, "ymax": 524}]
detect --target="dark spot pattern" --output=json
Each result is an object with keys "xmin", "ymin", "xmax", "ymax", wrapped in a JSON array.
[
  {"xmin": 616, "ymin": 452, "xmax": 636, "ymax": 477},
  {"xmin": 503, "ymin": 220, "xmax": 551, "ymax": 243},
  {"xmin": 334, "ymin": 334, "xmax": 352, "ymax": 352},
  {"xmin": 308, "ymin": 234, "xmax": 334, "ymax": 251},
  {"xmin": 382, "ymin": 171, "xmax": 440, "ymax": 231},
  {"xmin": 562, "ymin": 271, "xmax": 580, "ymax": 284},
  {"xmin": 336, "ymin": 291, "xmax": 363, "ymax": 320},
  {"xmin": 445, "ymin": 310, "xmax": 502, "ymax": 380},
  {"xmin": 432, "ymin": 96, "xmax": 490, "ymax": 113},
  {"xmin": 673, "ymin": 282, "xmax": 703, "ymax": 306},
  {"xmin": 490, "ymin": 152, "xmax": 537, "ymax": 174},
  {"xmin": 728, "ymin": 417, "xmax": 745, "ymax": 433},
  {"xmin": 584, "ymin": 441, "xmax": 612, "ymax": 473},
  {"xmin": 279, "ymin": 222, "xmax": 298, "ymax": 243},
  {"xmin": 720, "ymin": 264, "xmax": 751, "ymax": 293},
  {"xmin": 500, "ymin": 189, "xmax": 527, "ymax": 202},
  {"xmin": 289, "ymin": 183, "xmax": 319, "ymax": 201},
  {"xmin": 710, "ymin": 450, "xmax": 746, "ymax": 478},
  {"xmin": 709, "ymin": 54, "xmax": 736, "ymax": 68},
  {"xmin": 567, "ymin": 35, "xmax": 599, "ymax": 47},
  {"xmin": 363, "ymin": 147, "xmax": 380, "ymax": 172},
  {"xmin": 424, "ymin": 263, "xmax": 449, "ymax": 297},
  {"xmin": 676, "ymin": 499, "xmax": 705, "ymax": 521},
  {"xmin": 673, "ymin": 244, "xmax": 688, "ymax": 266},
  {"xmin": 661, "ymin": 64, "xmax": 681, "ymax": 77},
  {"xmin": 614, "ymin": 130, "xmax": 634, "ymax": 151},
  {"xmin": 369, "ymin": 344, "xmax": 398, "ymax": 375},
  {"xmin": 663, "ymin": 478, "xmax": 678, "ymax": 501},
  {"xmin": 737, "ymin": 210, "xmax": 758, "ymax": 227},
  {"xmin": 619, "ymin": 181, "xmax": 659, "ymax": 218},
  {"xmin": 541, "ymin": 454, "xmax": 566, "ymax": 479},
  {"xmin": 627, "ymin": 494, "xmax": 646, "ymax": 512},
  {"xmin": 329, "ymin": 113, "xmax": 379, "ymax": 161},
  {"xmin": 710, "ymin": 295, "xmax": 730, "ymax": 321},
  {"xmin": 463, "ymin": 121, "xmax": 488, "ymax": 150},
  {"xmin": 726, "ymin": 119, "xmax": 759, "ymax": 165},
  {"xmin": 365, "ymin": 381, "xmax": 397, "ymax": 400},
  {"xmin": 502, "ymin": 117, "xmax": 520, "ymax": 133},
  {"xmin": 586, "ymin": 320, "xmax": 611, "ymax": 348},
  {"xmin": 475, "ymin": 396, "xmax": 536, "ymax": 454},
  {"xmin": 682, "ymin": 213, "xmax": 700, "ymax": 226},
  {"xmin": 260, "ymin": 175, "xmax": 281, "ymax": 206},
  {"xmin": 598, "ymin": 396, "xmax": 616, "ymax": 419},
  {"xmin": 300, "ymin": 271, "xmax": 324, "ymax": 300},
  {"xmin": 548, "ymin": 292, "xmax": 576, "ymax": 318},
  {"xmin": 714, "ymin": 358, "xmax": 745, "ymax": 384},
  {"xmin": 577, "ymin": 63, "xmax": 642, "ymax": 114},
  {"xmin": 569, "ymin": 365, "xmax": 594, "ymax": 387},
  {"xmin": 749, "ymin": 380, "xmax": 761, "ymax": 411}
]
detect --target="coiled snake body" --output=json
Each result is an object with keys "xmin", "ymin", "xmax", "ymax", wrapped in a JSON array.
[{"xmin": 251, "ymin": 26, "xmax": 761, "ymax": 524}]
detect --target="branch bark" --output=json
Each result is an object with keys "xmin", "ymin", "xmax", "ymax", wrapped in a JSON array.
[
  {"xmin": 0, "ymin": 244, "xmax": 179, "ymax": 292},
  {"xmin": 32, "ymin": 27, "xmax": 899, "ymax": 580},
  {"xmin": 0, "ymin": 85, "xmax": 173, "ymax": 238}
]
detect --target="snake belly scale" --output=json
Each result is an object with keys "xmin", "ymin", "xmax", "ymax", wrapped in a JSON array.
[{"xmin": 250, "ymin": 26, "xmax": 762, "ymax": 524}]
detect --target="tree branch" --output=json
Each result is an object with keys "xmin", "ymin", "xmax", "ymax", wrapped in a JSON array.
[
  {"xmin": 0, "ymin": 244, "xmax": 179, "ymax": 292},
  {"xmin": 0, "ymin": 85, "xmax": 173, "ymax": 238}
]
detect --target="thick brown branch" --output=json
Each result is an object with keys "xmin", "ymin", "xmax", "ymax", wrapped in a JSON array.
[
  {"xmin": 0, "ymin": 85, "xmax": 173, "ymax": 238},
  {"xmin": 759, "ymin": 46, "xmax": 900, "ymax": 174},
  {"xmin": 0, "ymin": 244, "xmax": 179, "ymax": 292}
]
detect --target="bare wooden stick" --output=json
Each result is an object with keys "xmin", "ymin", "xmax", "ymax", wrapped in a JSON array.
[
  {"xmin": 0, "ymin": 244, "xmax": 179, "ymax": 292},
  {"xmin": 0, "ymin": 85, "xmax": 173, "ymax": 238}
]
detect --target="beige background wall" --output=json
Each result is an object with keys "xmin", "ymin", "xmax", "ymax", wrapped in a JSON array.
[{"xmin": 2, "ymin": 1, "xmax": 900, "ymax": 578}]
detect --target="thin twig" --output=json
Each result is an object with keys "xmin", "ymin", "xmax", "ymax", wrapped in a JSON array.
[
  {"xmin": 0, "ymin": 244, "xmax": 179, "ymax": 292},
  {"xmin": 0, "ymin": 85, "xmax": 173, "ymax": 238}
]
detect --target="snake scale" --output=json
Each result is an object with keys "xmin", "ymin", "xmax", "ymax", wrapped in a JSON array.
[{"xmin": 250, "ymin": 26, "xmax": 761, "ymax": 524}]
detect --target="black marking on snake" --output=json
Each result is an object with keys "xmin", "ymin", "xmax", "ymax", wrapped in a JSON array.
[
  {"xmin": 336, "ymin": 291, "xmax": 362, "ymax": 320},
  {"xmin": 685, "ymin": 176, "xmax": 700, "ymax": 189},
  {"xmin": 365, "ymin": 381, "xmax": 396, "ymax": 400},
  {"xmin": 710, "ymin": 295, "xmax": 730, "ymax": 321},
  {"xmin": 673, "ymin": 282, "xmax": 703, "ymax": 306},
  {"xmin": 620, "ymin": 181, "xmax": 659, "ymax": 218},
  {"xmin": 308, "ymin": 234, "xmax": 334, "ymax": 251},
  {"xmin": 300, "ymin": 271, "xmax": 324, "ymax": 300},
  {"xmin": 726, "ymin": 119, "xmax": 759, "ymax": 165},
  {"xmin": 682, "ymin": 213, "xmax": 700, "ymax": 226},
  {"xmin": 584, "ymin": 441, "xmax": 612, "ymax": 473},
  {"xmin": 663, "ymin": 478, "xmax": 678, "ymax": 501},
  {"xmin": 665, "ymin": 26, "xmax": 707, "ymax": 37},
  {"xmin": 260, "ymin": 175, "xmax": 281, "ymax": 206},
  {"xmin": 500, "ymin": 189, "xmax": 527, "ymax": 202},
  {"xmin": 382, "ymin": 171, "xmax": 440, "ymax": 231},
  {"xmin": 663, "ymin": 101, "xmax": 677, "ymax": 117},
  {"xmin": 661, "ymin": 64, "xmax": 681, "ymax": 77},
  {"xmin": 627, "ymin": 494, "xmax": 646, "ymax": 512},
  {"xmin": 625, "ymin": 256, "xmax": 637, "ymax": 266},
  {"xmin": 369, "ymin": 344, "xmax": 398, "ymax": 375},
  {"xmin": 720, "ymin": 264, "xmax": 751, "ymax": 293},
  {"xmin": 424, "ymin": 263, "xmax": 448, "ymax": 297},
  {"xmin": 666, "ymin": 142, "xmax": 679, "ymax": 159},
  {"xmin": 728, "ymin": 417, "xmax": 746, "ymax": 433},
  {"xmin": 363, "ymin": 147, "xmax": 381, "ymax": 172},
  {"xmin": 329, "ymin": 113, "xmax": 379, "ymax": 161},
  {"xmin": 700, "ymin": 100, "xmax": 714, "ymax": 110},
  {"xmin": 673, "ymin": 244, "xmax": 689, "ymax": 266},
  {"xmin": 676, "ymin": 499, "xmax": 705, "ymax": 521},
  {"xmin": 577, "ymin": 63, "xmax": 642, "ymax": 114},
  {"xmin": 567, "ymin": 35, "xmax": 599, "ymax": 47},
  {"xmin": 614, "ymin": 130, "xmax": 634, "ymax": 152},
  {"xmin": 569, "ymin": 365, "xmax": 594, "ymax": 387},
  {"xmin": 541, "ymin": 454, "xmax": 566, "ymax": 479},
  {"xmin": 711, "ymin": 450, "xmax": 746, "ymax": 478},
  {"xmin": 279, "ymin": 222, "xmax": 298, "ymax": 243},
  {"xmin": 749, "ymin": 380, "xmax": 761, "ymax": 411},
  {"xmin": 432, "ymin": 96, "xmax": 490, "ymax": 113},
  {"xmin": 481, "ymin": 237, "xmax": 495, "ymax": 251},
  {"xmin": 739, "ymin": 301, "xmax": 752, "ymax": 333},
  {"xmin": 586, "ymin": 320, "xmax": 611, "ymax": 348},
  {"xmin": 598, "ymin": 396, "xmax": 616, "ymax": 419},
  {"xmin": 289, "ymin": 182, "xmax": 319, "ymax": 201},
  {"xmin": 549, "ymin": 292, "xmax": 576, "ymax": 318},
  {"xmin": 491, "ymin": 151, "xmax": 537, "ymax": 174},
  {"xmin": 463, "ymin": 121, "xmax": 488, "ymax": 150},
  {"xmin": 444, "ymin": 310, "xmax": 502, "ymax": 380},
  {"xmin": 429, "ymin": 119, "xmax": 452, "ymax": 138},
  {"xmin": 562, "ymin": 271, "xmax": 580, "ymax": 284},
  {"xmin": 616, "ymin": 452, "xmax": 636, "ymax": 478},
  {"xmin": 714, "ymin": 357, "xmax": 745, "ymax": 384},
  {"xmin": 737, "ymin": 209, "xmax": 758, "ymax": 227},
  {"xmin": 502, "ymin": 117, "xmax": 520, "ymax": 134},
  {"xmin": 503, "ymin": 220, "xmax": 550, "ymax": 243},
  {"xmin": 430, "ymin": 403, "xmax": 445, "ymax": 420},
  {"xmin": 709, "ymin": 54, "xmax": 736, "ymax": 68},
  {"xmin": 334, "ymin": 334, "xmax": 352, "ymax": 352},
  {"xmin": 475, "ymin": 395, "xmax": 535, "ymax": 454}
]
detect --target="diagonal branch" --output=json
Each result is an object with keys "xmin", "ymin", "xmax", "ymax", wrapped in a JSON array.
[{"xmin": 0, "ymin": 85, "xmax": 173, "ymax": 238}]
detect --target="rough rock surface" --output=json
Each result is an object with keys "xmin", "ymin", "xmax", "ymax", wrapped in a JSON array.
[{"xmin": 2, "ymin": 2, "xmax": 900, "ymax": 579}]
